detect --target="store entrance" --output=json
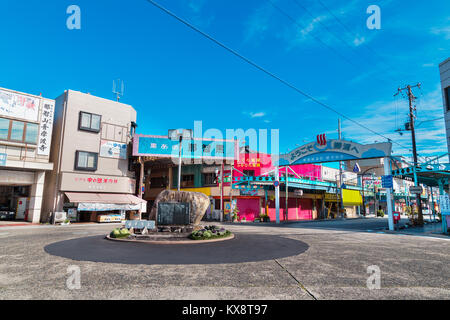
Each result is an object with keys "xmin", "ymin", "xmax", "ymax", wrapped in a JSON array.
[{"xmin": 0, "ymin": 185, "xmax": 31, "ymax": 221}]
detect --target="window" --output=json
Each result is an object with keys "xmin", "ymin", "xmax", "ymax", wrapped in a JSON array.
[
  {"xmin": 75, "ymin": 151, "xmax": 98, "ymax": 171},
  {"xmin": 25, "ymin": 123, "xmax": 38, "ymax": 144},
  {"xmin": 78, "ymin": 111, "xmax": 101, "ymax": 132},
  {"xmin": 203, "ymin": 173, "xmax": 217, "ymax": 186},
  {"xmin": 0, "ymin": 118, "xmax": 8, "ymax": 140},
  {"xmin": 243, "ymin": 170, "xmax": 255, "ymax": 177},
  {"xmin": 0, "ymin": 118, "xmax": 38, "ymax": 145},
  {"xmin": 446, "ymin": 87, "xmax": 450, "ymax": 112},
  {"xmin": 181, "ymin": 174, "xmax": 195, "ymax": 187},
  {"xmin": 150, "ymin": 177, "xmax": 167, "ymax": 188},
  {"xmin": 10, "ymin": 121, "xmax": 24, "ymax": 141}
]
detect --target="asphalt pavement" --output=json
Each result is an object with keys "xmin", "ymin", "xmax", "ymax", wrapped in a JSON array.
[{"xmin": 0, "ymin": 218, "xmax": 449, "ymax": 300}]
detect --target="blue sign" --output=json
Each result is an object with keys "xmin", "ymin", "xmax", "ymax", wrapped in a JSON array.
[
  {"xmin": 278, "ymin": 139, "xmax": 392, "ymax": 165},
  {"xmin": 0, "ymin": 153, "xmax": 6, "ymax": 166},
  {"xmin": 273, "ymin": 180, "xmax": 280, "ymax": 187},
  {"xmin": 133, "ymin": 135, "xmax": 235, "ymax": 160},
  {"xmin": 353, "ymin": 163, "xmax": 361, "ymax": 173},
  {"xmin": 381, "ymin": 175, "xmax": 393, "ymax": 188}
]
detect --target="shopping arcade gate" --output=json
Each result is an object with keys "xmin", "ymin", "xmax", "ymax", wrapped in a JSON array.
[{"xmin": 272, "ymin": 138, "xmax": 397, "ymax": 230}]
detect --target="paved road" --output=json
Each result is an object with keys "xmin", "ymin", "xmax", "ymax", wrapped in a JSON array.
[{"xmin": 0, "ymin": 219, "xmax": 449, "ymax": 300}]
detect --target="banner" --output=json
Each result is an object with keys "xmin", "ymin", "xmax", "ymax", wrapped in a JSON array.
[
  {"xmin": 100, "ymin": 140, "xmax": 127, "ymax": 159},
  {"xmin": 37, "ymin": 101, "xmax": 55, "ymax": 156},
  {"xmin": 0, "ymin": 88, "xmax": 40, "ymax": 121}
]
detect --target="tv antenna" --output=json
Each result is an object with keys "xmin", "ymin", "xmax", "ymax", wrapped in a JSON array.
[{"xmin": 112, "ymin": 79, "xmax": 124, "ymax": 102}]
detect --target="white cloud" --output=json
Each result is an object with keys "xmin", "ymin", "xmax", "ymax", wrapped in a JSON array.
[
  {"xmin": 250, "ymin": 112, "xmax": 266, "ymax": 118},
  {"xmin": 341, "ymin": 86, "xmax": 447, "ymax": 157}
]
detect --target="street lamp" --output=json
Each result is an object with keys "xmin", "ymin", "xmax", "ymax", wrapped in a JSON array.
[
  {"xmin": 168, "ymin": 129, "xmax": 192, "ymax": 192},
  {"xmin": 359, "ymin": 166, "xmax": 379, "ymax": 216}
]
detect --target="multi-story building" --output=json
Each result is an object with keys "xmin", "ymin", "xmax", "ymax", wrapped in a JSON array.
[
  {"xmin": 41, "ymin": 90, "xmax": 145, "ymax": 223},
  {"xmin": 0, "ymin": 87, "xmax": 55, "ymax": 223},
  {"xmin": 440, "ymin": 57, "xmax": 450, "ymax": 157}
]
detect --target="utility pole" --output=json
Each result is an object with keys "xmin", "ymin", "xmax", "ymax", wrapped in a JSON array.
[
  {"xmin": 395, "ymin": 83, "xmax": 424, "ymax": 226},
  {"xmin": 338, "ymin": 119, "xmax": 344, "ymax": 218}
]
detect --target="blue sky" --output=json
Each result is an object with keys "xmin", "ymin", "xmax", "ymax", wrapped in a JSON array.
[{"xmin": 1, "ymin": 0, "xmax": 449, "ymax": 163}]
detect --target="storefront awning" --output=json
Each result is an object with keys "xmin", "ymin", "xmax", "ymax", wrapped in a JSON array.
[{"xmin": 65, "ymin": 192, "xmax": 147, "ymax": 212}]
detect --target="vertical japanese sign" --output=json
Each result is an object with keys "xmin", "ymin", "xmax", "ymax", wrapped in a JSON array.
[{"xmin": 37, "ymin": 101, "xmax": 55, "ymax": 156}]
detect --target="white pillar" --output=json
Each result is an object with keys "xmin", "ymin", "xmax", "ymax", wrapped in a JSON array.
[
  {"xmin": 383, "ymin": 157, "xmax": 394, "ymax": 231},
  {"xmin": 28, "ymin": 171, "xmax": 46, "ymax": 223},
  {"xmin": 275, "ymin": 166, "xmax": 280, "ymax": 224}
]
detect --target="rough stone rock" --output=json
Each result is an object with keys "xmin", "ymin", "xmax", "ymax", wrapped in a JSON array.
[{"xmin": 149, "ymin": 190, "xmax": 210, "ymax": 227}]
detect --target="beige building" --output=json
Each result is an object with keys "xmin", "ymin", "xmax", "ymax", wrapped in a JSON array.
[
  {"xmin": 41, "ymin": 90, "xmax": 145, "ymax": 223},
  {"xmin": 0, "ymin": 87, "xmax": 55, "ymax": 223},
  {"xmin": 440, "ymin": 58, "xmax": 450, "ymax": 156}
]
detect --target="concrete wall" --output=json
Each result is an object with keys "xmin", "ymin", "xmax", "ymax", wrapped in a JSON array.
[{"xmin": 41, "ymin": 90, "xmax": 138, "ymax": 221}]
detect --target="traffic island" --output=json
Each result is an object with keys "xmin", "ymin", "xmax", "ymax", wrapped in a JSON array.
[{"xmin": 106, "ymin": 225, "xmax": 234, "ymax": 244}]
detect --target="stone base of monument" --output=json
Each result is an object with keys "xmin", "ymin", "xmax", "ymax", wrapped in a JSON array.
[{"xmin": 105, "ymin": 230, "xmax": 234, "ymax": 244}]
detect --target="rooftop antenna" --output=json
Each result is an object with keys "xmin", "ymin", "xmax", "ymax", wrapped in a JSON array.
[{"xmin": 112, "ymin": 79, "xmax": 124, "ymax": 102}]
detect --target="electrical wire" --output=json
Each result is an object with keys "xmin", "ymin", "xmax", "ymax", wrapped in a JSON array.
[
  {"xmin": 289, "ymin": 0, "xmax": 399, "ymax": 84},
  {"xmin": 144, "ymin": 0, "xmax": 411, "ymax": 152},
  {"xmin": 316, "ymin": 0, "xmax": 409, "ymax": 81}
]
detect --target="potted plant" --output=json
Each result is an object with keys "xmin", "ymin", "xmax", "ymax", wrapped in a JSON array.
[
  {"xmin": 231, "ymin": 207, "xmax": 240, "ymax": 222},
  {"xmin": 260, "ymin": 214, "xmax": 270, "ymax": 222}
]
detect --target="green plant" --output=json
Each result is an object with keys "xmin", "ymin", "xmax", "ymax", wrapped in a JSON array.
[
  {"xmin": 231, "ymin": 207, "xmax": 240, "ymax": 222},
  {"xmin": 377, "ymin": 209, "xmax": 385, "ymax": 217},
  {"xmin": 110, "ymin": 227, "xmax": 130, "ymax": 238},
  {"xmin": 189, "ymin": 225, "xmax": 232, "ymax": 240}
]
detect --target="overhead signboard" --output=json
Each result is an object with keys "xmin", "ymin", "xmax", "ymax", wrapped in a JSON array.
[
  {"xmin": 409, "ymin": 186, "xmax": 423, "ymax": 194},
  {"xmin": 381, "ymin": 175, "xmax": 393, "ymax": 189},
  {"xmin": 278, "ymin": 139, "xmax": 392, "ymax": 166},
  {"xmin": 0, "ymin": 88, "xmax": 40, "ymax": 121},
  {"xmin": 132, "ymin": 134, "xmax": 236, "ymax": 160}
]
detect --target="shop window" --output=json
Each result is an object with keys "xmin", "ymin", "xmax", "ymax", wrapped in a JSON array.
[
  {"xmin": 203, "ymin": 172, "xmax": 217, "ymax": 186},
  {"xmin": 79, "ymin": 111, "xmax": 101, "ymax": 133},
  {"xmin": 75, "ymin": 151, "xmax": 98, "ymax": 171},
  {"xmin": 181, "ymin": 174, "xmax": 195, "ymax": 188}
]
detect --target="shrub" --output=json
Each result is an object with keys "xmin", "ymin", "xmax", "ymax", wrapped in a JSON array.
[
  {"xmin": 189, "ymin": 225, "xmax": 232, "ymax": 240},
  {"xmin": 110, "ymin": 227, "xmax": 130, "ymax": 238}
]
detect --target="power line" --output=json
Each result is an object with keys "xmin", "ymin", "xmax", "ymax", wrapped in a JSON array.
[
  {"xmin": 266, "ymin": 0, "xmax": 361, "ymax": 71},
  {"xmin": 316, "ymin": 0, "xmax": 407, "ymax": 81},
  {"xmin": 144, "ymin": 0, "xmax": 410, "ymax": 152},
  {"xmin": 289, "ymin": 0, "xmax": 397, "ymax": 84}
]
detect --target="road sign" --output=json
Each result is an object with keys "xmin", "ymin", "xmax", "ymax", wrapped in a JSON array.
[
  {"xmin": 353, "ymin": 163, "xmax": 361, "ymax": 173},
  {"xmin": 273, "ymin": 180, "xmax": 280, "ymax": 187},
  {"xmin": 381, "ymin": 175, "xmax": 393, "ymax": 188},
  {"xmin": 409, "ymin": 186, "xmax": 423, "ymax": 194}
]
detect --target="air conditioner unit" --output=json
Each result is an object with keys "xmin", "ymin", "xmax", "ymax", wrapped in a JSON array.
[{"xmin": 54, "ymin": 211, "xmax": 67, "ymax": 223}]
